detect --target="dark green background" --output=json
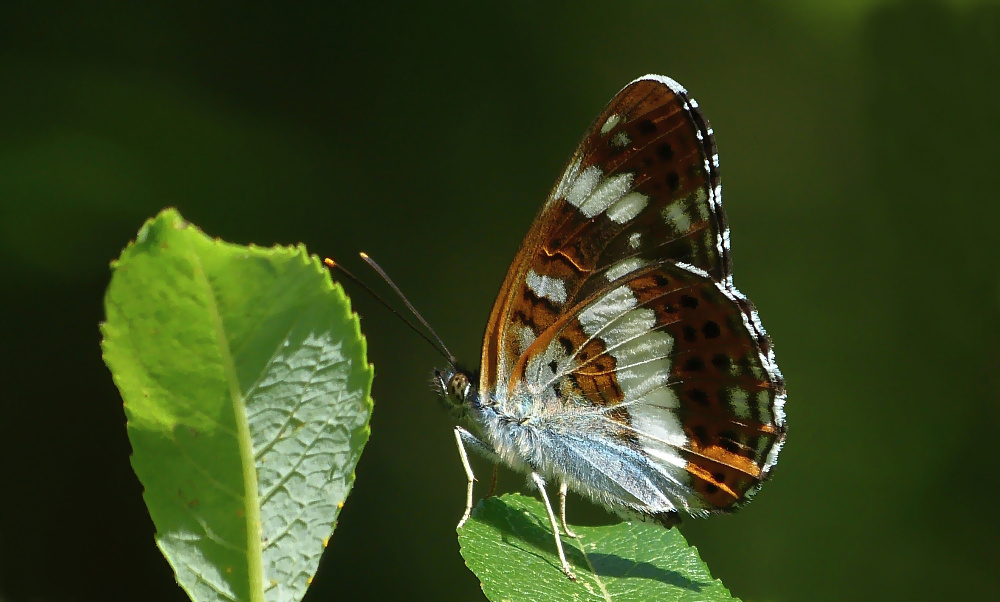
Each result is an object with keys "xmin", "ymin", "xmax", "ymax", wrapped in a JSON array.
[{"xmin": 2, "ymin": 2, "xmax": 998, "ymax": 600}]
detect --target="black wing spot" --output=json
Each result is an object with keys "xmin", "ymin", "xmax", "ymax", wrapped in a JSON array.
[
  {"xmin": 711, "ymin": 354, "xmax": 730, "ymax": 371},
  {"xmin": 719, "ymin": 430, "xmax": 741, "ymax": 453},
  {"xmin": 702, "ymin": 320, "xmax": 721, "ymax": 338},
  {"xmin": 548, "ymin": 360, "xmax": 558, "ymax": 374},
  {"xmin": 712, "ymin": 472, "xmax": 726, "ymax": 483},
  {"xmin": 704, "ymin": 483, "xmax": 720, "ymax": 494},
  {"xmin": 657, "ymin": 142, "xmax": 675, "ymax": 160},
  {"xmin": 684, "ymin": 357, "xmax": 705, "ymax": 372},
  {"xmin": 653, "ymin": 274, "xmax": 670, "ymax": 287},
  {"xmin": 638, "ymin": 119, "xmax": 657, "ymax": 135},
  {"xmin": 693, "ymin": 424, "xmax": 709, "ymax": 443},
  {"xmin": 681, "ymin": 295, "xmax": 699, "ymax": 309},
  {"xmin": 688, "ymin": 388, "xmax": 709, "ymax": 406},
  {"xmin": 721, "ymin": 440, "xmax": 740, "ymax": 454},
  {"xmin": 666, "ymin": 171, "xmax": 680, "ymax": 191},
  {"xmin": 682, "ymin": 325, "xmax": 697, "ymax": 342},
  {"xmin": 559, "ymin": 336, "xmax": 573, "ymax": 354}
]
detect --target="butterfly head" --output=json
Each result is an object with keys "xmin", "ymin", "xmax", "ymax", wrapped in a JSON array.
[{"xmin": 433, "ymin": 367, "xmax": 481, "ymax": 419}]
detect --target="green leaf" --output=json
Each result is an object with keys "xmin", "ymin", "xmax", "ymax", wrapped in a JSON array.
[
  {"xmin": 101, "ymin": 208, "xmax": 373, "ymax": 602},
  {"xmin": 459, "ymin": 494, "xmax": 738, "ymax": 602}
]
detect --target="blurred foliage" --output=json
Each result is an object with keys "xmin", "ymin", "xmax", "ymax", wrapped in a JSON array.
[{"xmin": 1, "ymin": 2, "xmax": 998, "ymax": 601}]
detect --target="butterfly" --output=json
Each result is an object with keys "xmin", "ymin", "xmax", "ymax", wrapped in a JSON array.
[{"xmin": 433, "ymin": 74, "xmax": 787, "ymax": 580}]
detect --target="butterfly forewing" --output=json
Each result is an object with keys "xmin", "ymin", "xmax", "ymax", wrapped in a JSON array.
[
  {"xmin": 480, "ymin": 75, "xmax": 785, "ymax": 517},
  {"xmin": 482, "ymin": 75, "xmax": 729, "ymax": 398}
]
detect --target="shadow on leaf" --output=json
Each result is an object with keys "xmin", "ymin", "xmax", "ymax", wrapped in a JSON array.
[{"xmin": 472, "ymin": 496, "xmax": 708, "ymax": 592}]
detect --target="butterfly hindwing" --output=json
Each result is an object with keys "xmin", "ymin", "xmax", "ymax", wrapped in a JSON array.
[{"xmin": 507, "ymin": 259, "xmax": 784, "ymax": 514}]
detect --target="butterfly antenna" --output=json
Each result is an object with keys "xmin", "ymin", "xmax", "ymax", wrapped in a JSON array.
[
  {"xmin": 324, "ymin": 256, "xmax": 457, "ymax": 367},
  {"xmin": 357, "ymin": 252, "xmax": 458, "ymax": 366}
]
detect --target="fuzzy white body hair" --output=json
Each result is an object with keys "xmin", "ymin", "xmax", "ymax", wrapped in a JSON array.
[{"xmin": 466, "ymin": 385, "xmax": 706, "ymax": 517}]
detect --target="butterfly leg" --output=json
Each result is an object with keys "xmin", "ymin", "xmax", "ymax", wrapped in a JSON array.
[
  {"xmin": 531, "ymin": 472, "xmax": 576, "ymax": 580},
  {"xmin": 454, "ymin": 427, "xmax": 499, "ymax": 529},
  {"xmin": 485, "ymin": 464, "xmax": 499, "ymax": 499},
  {"xmin": 558, "ymin": 482, "xmax": 578, "ymax": 538}
]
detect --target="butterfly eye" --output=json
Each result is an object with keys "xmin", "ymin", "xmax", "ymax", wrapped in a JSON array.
[{"xmin": 447, "ymin": 373, "xmax": 471, "ymax": 403}]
